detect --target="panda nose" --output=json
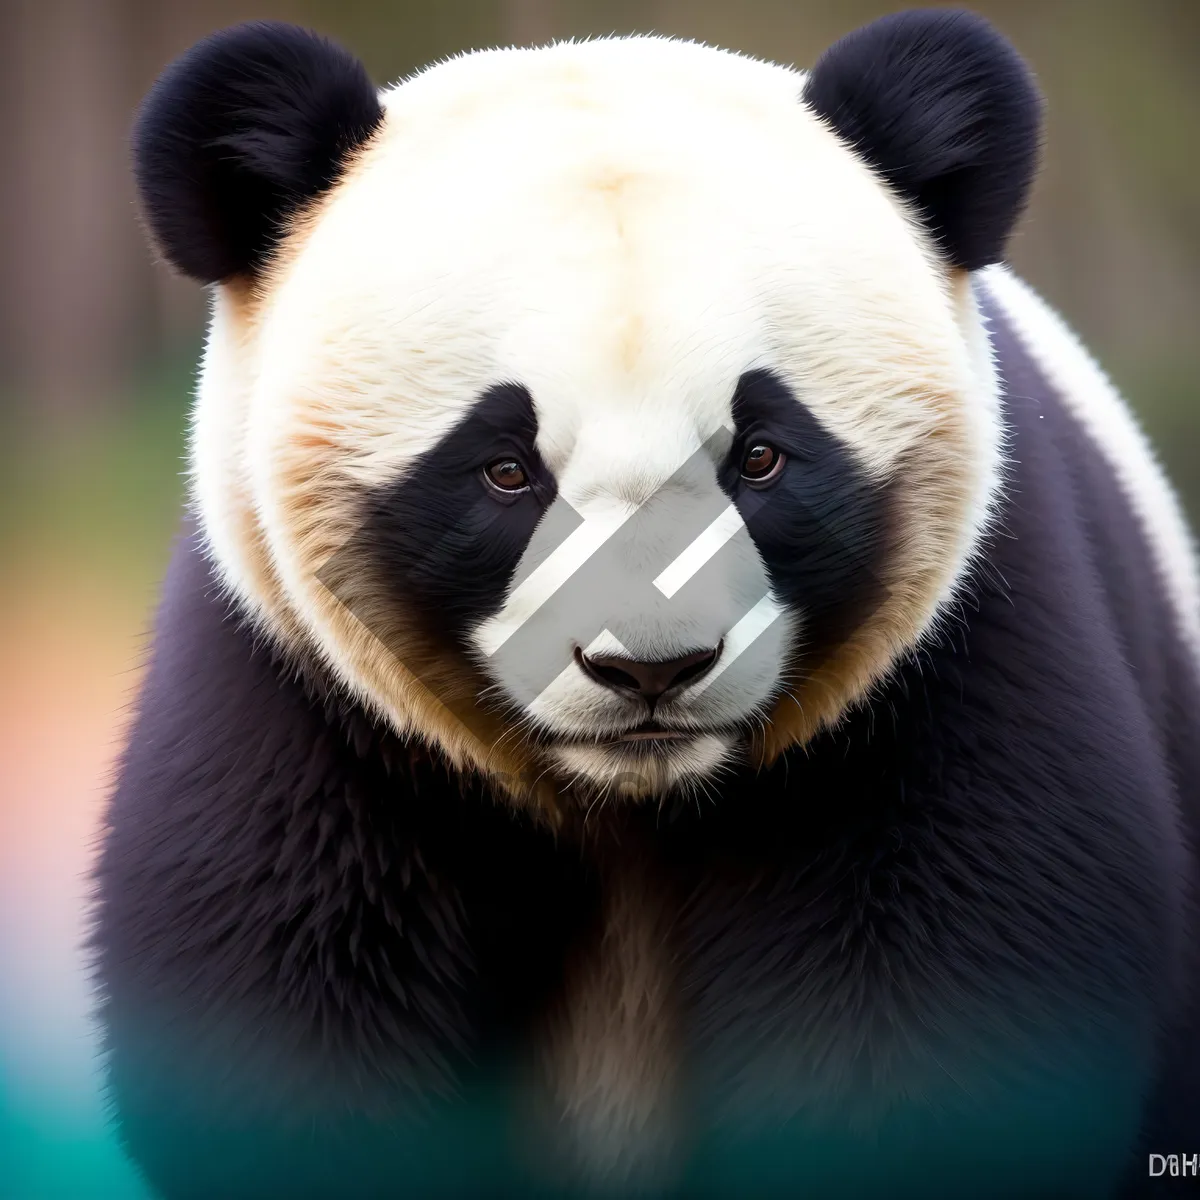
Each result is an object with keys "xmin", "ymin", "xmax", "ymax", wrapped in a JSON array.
[{"xmin": 577, "ymin": 645, "xmax": 721, "ymax": 705}]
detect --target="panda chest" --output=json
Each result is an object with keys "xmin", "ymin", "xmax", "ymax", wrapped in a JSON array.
[{"xmin": 535, "ymin": 861, "xmax": 1152, "ymax": 1197}]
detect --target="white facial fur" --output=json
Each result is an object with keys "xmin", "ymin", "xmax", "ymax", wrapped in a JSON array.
[{"xmin": 190, "ymin": 36, "xmax": 1003, "ymax": 803}]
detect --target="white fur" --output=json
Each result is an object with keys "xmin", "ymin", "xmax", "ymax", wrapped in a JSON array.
[
  {"xmin": 981, "ymin": 265, "xmax": 1200, "ymax": 664},
  {"xmin": 189, "ymin": 289, "xmax": 273, "ymax": 622}
]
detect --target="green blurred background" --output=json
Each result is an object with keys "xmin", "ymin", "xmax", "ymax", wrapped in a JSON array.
[{"xmin": 0, "ymin": 2, "xmax": 1195, "ymax": 1197}]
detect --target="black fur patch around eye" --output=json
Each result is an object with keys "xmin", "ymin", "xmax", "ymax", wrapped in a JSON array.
[
  {"xmin": 803, "ymin": 9, "xmax": 1042, "ymax": 272},
  {"xmin": 723, "ymin": 368, "xmax": 890, "ymax": 656},
  {"xmin": 354, "ymin": 384, "xmax": 554, "ymax": 646},
  {"xmin": 133, "ymin": 21, "xmax": 383, "ymax": 284}
]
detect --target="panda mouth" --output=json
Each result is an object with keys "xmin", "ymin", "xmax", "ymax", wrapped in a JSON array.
[{"xmin": 608, "ymin": 722, "xmax": 693, "ymax": 745}]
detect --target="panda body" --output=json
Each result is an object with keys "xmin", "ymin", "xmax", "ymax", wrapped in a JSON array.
[{"xmin": 95, "ymin": 13, "xmax": 1200, "ymax": 1199}]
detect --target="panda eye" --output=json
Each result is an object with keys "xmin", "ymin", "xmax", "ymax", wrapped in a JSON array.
[
  {"xmin": 483, "ymin": 458, "xmax": 530, "ymax": 493},
  {"xmin": 741, "ymin": 443, "xmax": 786, "ymax": 486}
]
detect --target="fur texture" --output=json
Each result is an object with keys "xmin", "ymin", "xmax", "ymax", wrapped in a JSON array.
[
  {"xmin": 95, "ymin": 12, "xmax": 1200, "ymax": 1199},
  {"xmin": 94, "ymin": 282, "xmax": 1200, "ymax": 1195}
]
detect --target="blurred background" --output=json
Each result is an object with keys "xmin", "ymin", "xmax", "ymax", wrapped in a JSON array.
[{"xmin": 0, "ymin": 1, "xmax": 1196, "ymax": 1196}]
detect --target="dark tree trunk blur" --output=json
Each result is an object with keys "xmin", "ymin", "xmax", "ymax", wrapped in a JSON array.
[{"xmin": 0, "ymin": 0, "xmax": 149, "ymax": 425}]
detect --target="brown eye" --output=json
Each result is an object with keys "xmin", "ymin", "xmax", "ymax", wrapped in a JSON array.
[
  {"xmin": 741, "ymin": 443, "xmax": 785, "ymax": 485},
  {"xmin": 484, "ymin": 458, "xmax": 529, "ymax": 493}
]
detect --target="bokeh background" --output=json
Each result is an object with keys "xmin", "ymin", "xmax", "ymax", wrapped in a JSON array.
[{"xmin": 1, "ymin": 2, "xmax": 1196, "ymax": 1196}]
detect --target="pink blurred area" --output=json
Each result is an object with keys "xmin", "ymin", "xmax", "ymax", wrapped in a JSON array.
[
  {"xmin": 0, "ymin": 568, "xmax": 143, "ymax": 1086},
  {"xmin": 0, "ymin": 545, "xmax": 160, "ymax": 1194}
]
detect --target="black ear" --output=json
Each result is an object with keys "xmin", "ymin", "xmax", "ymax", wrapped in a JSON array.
[
  {"xmin": 803, "ymin": 9, "xmax": 1042, "ymax": 271},
  {"xmin": 132, "ymin": 21, "xmax": 383, "ymax": 284}
]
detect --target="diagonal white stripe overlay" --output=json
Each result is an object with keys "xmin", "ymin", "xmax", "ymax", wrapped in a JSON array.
[
  {"xmin": 687, "ymin": 591, "xmax": 783, "ymax": 695},
  {"xmin": 477, "ymin": 505, "xmax": 633, "ymax": 657},
  {"xmin": 653, "ymin": 501, "xmax": 747, "ymax": 599}
]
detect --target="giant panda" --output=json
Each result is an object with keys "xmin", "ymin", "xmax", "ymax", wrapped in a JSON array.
[{"xmin": 93, "ymin": 9, "xmax": 1200, "ymax": 1199}]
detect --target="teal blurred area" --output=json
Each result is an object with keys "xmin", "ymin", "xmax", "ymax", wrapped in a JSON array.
[
  {"xmin": 1, "ymin": 1062, "xmax": 151, "ymax": 1200},
  {"xmin": 0, "ymin": 2, "xmax": 1194, "ymax": 1196}
]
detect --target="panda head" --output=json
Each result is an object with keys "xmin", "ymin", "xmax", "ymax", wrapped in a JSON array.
[{"xmin": 135, "ymin": 12, "xmax": 1040, "ymax": 813}]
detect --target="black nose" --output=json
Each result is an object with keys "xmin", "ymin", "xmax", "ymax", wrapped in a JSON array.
[{"xmin": 577, "ymin": 645, "xmax": 721, "ymax": 705}]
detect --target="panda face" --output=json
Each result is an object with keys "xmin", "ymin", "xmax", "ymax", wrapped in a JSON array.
[{"xmin": 145, "ymin": 21, "xmax": 1035, "ymax": 807}]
